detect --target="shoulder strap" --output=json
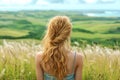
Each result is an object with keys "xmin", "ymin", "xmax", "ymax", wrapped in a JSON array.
[{"xmin": 72, "ymin": 51, "xmax": 76, "ymax": 73}]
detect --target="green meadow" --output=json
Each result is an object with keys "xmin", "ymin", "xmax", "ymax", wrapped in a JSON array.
[
  {"xmin": 0, "ymin": 11, "xmax": 120, "ymax": 80},
  {"xmin": 0, "ymin": 11, "xmax": 120, "ymax": 47}
]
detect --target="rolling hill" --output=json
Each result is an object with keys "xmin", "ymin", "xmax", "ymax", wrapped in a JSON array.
[{"xmin": 0, "ymin": 11, "xmax": 120, "ymax": 47}]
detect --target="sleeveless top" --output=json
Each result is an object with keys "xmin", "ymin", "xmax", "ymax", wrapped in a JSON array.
[{"xmin": 44, "ymin": 52, "xmax": 76, "ymax": 80}]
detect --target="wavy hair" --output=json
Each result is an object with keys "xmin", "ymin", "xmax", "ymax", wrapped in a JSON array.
[{"xmin": 41, "ymin": 16, "xmax": 72, "ymax": 80}]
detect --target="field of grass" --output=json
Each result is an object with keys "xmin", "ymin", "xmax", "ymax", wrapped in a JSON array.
[
  {"xmin": 0, "ymin": 40, "xmax": 120, "ymax": 80},
  {"xmin": 0, "ymin": 10, "xmax": 120, "ymax": 80},
  {"xmin": 0, "ymin": 11, "xmax": 120, "ymax": 47}
]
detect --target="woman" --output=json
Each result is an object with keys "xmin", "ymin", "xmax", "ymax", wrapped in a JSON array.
[{"xmin": 35, "ymin": 16, "xmax": 83, "ymax": 80}]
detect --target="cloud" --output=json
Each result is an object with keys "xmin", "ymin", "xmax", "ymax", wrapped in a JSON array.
[
  {"xmin": 0, "ymin": 0, "xmax": 119, "ymax": 11},
  {"xmin": 29, "ymin": 0, "xmax": 38, "ymax": 5},
  {"xmin": 44, "ymin": 0, "xmax": 64, "ymax": 3},
  {"xmin": 101, "ymin": 0, "xmax": 114, "ymax": 2},
  {"xmin": 0, "ymin": 0, "xmax": 118, "ymax": 6},
  {"xmin": 36, "ymin": 0, "xmax": 50, "ymax": 5},
  {"xmin": 0, "ymin": 0, "xmax": 32, "ymax": 6},
  {"xmin": 99, "ymin": 0, "xmax": 115, "ymax": 3},
  {"xmin": 84, "ymin": 0, "xmax": 98, "ymax": 4}
]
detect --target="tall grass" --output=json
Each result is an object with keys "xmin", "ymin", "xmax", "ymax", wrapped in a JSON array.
[
  {"xmin": 0, "ymin": 40, "xmax": 120, "ymax": 80},
  {"xmin": 0, "ymin": 40, "xmax": 41, "ymax": 80},
  {"xmin": 82, "ymin": 45, "xmax": 120, "ymax": 80}
]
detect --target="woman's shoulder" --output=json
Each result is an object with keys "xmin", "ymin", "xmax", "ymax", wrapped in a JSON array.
[
  {"xmin": 75, "ymin": 52, "xmax": 83, "ymax": 65},
  {"xmin": 76, "ymin": 52, "xmax": 83, "ymax": 59},
  {"xmin": 35, "ymin": 52, "xmax": 43, "ymax": 63}
]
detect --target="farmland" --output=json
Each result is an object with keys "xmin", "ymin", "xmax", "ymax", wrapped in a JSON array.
[{"xmin": 0, "ymin": 11, "xmax": 120, "ymax": 47}]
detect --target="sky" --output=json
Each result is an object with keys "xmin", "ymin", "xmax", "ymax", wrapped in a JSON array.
[{"xmin": 0, "ymin": 0, "xmax": 120, "ymax": 11}]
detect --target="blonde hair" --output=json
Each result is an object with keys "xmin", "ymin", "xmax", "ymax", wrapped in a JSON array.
[{"xmin": 41, "ymin": 16, "xmax": 72, "ymax": 80}]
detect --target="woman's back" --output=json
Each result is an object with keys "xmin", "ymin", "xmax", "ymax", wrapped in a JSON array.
[
  {"xmin": 43, "ymin": 51, "xmax": 76, "ymax": 80},
  {"xmin": 36, "ymin": 51, "xmax": 83, "ymax": 80}
]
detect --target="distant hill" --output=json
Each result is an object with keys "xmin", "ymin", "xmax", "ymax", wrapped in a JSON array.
[{"xmin": 0, "ymin": 11, "xmax": 120, "ymax": 47}]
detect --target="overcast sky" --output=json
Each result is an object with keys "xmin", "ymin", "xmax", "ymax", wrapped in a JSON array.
[{"xmin": 0, "ymin": 0, "xmax": 120, "ymax": 11}]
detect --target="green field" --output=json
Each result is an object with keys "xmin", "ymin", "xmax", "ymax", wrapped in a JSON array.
[
  {"xmin": 0, "ymin": 11, "xmax": 120, "ymax": 47},
  {"xmin": 0, "ymin": 11, "xmax": 120, "ymax": 80}
]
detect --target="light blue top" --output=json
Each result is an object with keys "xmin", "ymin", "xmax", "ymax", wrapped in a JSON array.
[{"xmin": 44, "ymin": 52, "xmax": 76, "ymax": 80}]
